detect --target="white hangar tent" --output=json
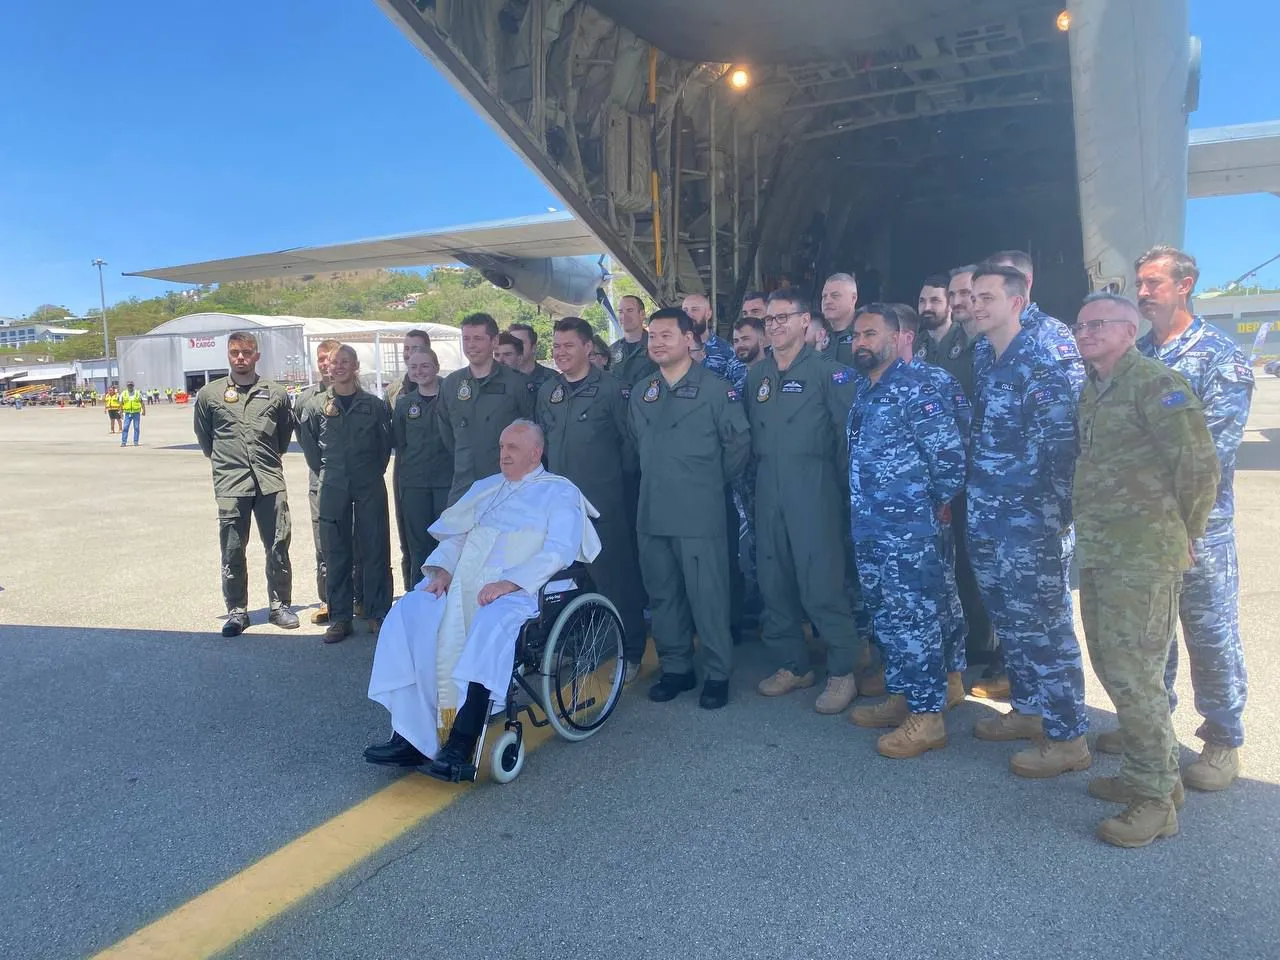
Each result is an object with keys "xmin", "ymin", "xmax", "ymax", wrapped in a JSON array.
[{"xmin": 115, "ymin": 313, "xmax": 464, "ymax": 396}]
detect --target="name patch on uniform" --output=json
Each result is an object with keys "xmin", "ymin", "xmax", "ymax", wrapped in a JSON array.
[
  {"xmin": 457, "ymin": 380, "xmax": 473, "ymax": 401},
  {"xmin": 781, "ymin": 379, "xmax": 804, "ymax": 394},
  {"xmin": 484, "ymin": 382, "xmax": 508, "ymax": 395},
  {"xmin": 995, "ymin": 382, "xmax": 1016, "ymax": 392},
  {"xmin": 831, "ymin": 369, "xmax": 851, "ymax": 385},
  {"xmin": 1160, "ymin": 389, "xmax": 1189, "ymax": 408},
  {"xmin": 549, "ymin": 383, "xmax": 566, "ymax": 404},
  {"xmin": 223, "ymin": 386, "xmax": 239, "ymax": 403},
  {"xmin": 920, "ymin": 400, "xmax": 943, "ymax": 417},
  {"xmin": 674, "ymin": 384, "xmax": 700, "ymax": 399},
  {"xmin": 642, "ymin": 378, "xmax": 661, "ymax": 403},
  {"xmin": 577, "ymin": 385, "xmax": 600, "ymax": 398},
  {"xmin": 407, "ymin": 403, "xmax": 422, "ymax": 419},
  {"xmin": 756, "ymin": 377, "xmax": 772, "ymax": 402}
]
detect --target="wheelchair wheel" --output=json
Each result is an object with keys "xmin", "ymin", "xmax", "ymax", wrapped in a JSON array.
[
  {"xmin": 539, "ymin": 592, "xmax": 625, "ymax": 742},
  {"xmin": 489, "ymin": 728, "xmax": 525, "ymax": 784}
]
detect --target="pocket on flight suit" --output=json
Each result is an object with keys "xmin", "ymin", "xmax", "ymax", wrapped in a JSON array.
[{"xmin": 1138, "ymin": 577, "xmax": 1180, "ymax": 654}]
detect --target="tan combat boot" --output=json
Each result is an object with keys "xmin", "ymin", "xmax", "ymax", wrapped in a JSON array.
[
  {"xmin": 849, "ymin": 694, "xmax": 908, "ymax": 729},
  {"xmin": 1094, "ymin": 729, "xmax": 1123, "ymax": 755},
  {"xmin": 1088, "ymin": 776, "xmax": 1185, "ymax": 810},
  {"xmin": 969, "ymin": 672, "xmax": 1010, "ymax": 700},
  {"xmin": 757, "ymin": 668, "xmax": 816, "ymax": 697},
  {"xmin": 1182, "ymin": 744, "xmax": 1240, "ymax": 792},
  {"xmin": 1010, "ymin": 736, "xmax": 1092, "ymax": 778},
  {"xmin": 859, "ymin": 668, "xmax": 887, "ymax": 698},
  {"xmin": 945, "ymin": 672, "xmax": 966, "ymax": 710},
  {"xmin": 1097, "ymin": 799, "xmax": 1179, "ymax": 848},
  {"xmin": 311, "ymin": 603, "xmax": 330, "ymax": 625},
  {"xmin": 973, "ymin": 710, "xmax": 1043, "ymax": 742},
  {"xmin": 877, "ymin": 712, "xmax": 947, "ymax": 759},
  {"xmin": 814, "ymin": 674, "xmax": 858, "ymax": 715}
]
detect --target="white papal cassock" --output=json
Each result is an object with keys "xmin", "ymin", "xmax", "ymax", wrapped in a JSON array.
[{"xmin": 368, "ymin": 467, "xmax": 601, "ymax": 758}]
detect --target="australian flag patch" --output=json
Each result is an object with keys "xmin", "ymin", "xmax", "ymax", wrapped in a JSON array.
[
  {"xmin": 831, "ymin": 369, "xmax": 852, "ymax": 384},
  {"xmin": 1160, "ymin": 389, "xmax": 1189, "ymax": 408}
]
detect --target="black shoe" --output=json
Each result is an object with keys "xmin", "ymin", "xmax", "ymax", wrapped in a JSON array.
[
  {"xmin": 269, "ymin": 606, "xmax": 300, "ymax": 629},
  {"xmin": 221, "ymin": 613, "xmax": 250, "ymax": 638},
  {"xmin": 699, "ymin": 679, "xmax": 729, "ymax": 710},
  {"xmin": 426, "ymin": 738, "xmax": 478, "ymax": 783},
  {"xmin": 363, "ymin": 731, "xmax": 428, "ymax": 767},
  {"xmin": 648, "ymin": 671, "xmax": 698, "ymax": 702}
]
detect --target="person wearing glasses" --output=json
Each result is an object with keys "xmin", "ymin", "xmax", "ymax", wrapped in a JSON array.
[
  {"xmin": 749, "ymin": 292, "xmax": 863, "ymax": 716},
  {"xmin": 1070, "ymin": 292, "xmax": 1218, "ymax": 847}
]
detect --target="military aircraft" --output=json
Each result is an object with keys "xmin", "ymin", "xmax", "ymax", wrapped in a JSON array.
[{"xmin": 130, "ymin": 0, "xmax": 1280, "ymax": 320}]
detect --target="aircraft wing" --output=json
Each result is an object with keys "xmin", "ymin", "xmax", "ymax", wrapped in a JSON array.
[
  {"xmin": 1188, "ymin": 122, "xmax": 1280, "ymax": 200},
  {"xmin": 124, "ymin": 211, "xmax": 604, "ymax": 284}
]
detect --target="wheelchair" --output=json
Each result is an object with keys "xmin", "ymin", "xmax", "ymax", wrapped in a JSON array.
[{"xmin": 470, "ymin": 563, "xmax": 626, "ymax": 784}]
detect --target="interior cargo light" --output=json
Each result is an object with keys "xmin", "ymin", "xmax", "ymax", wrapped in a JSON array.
[
  {"xmin": 1056, "ymin": 10, "xmax": 1071, "ymax": 31},
  {"xmin": 729, "ymin": 67, "xmax": 751, "ymax": 89}
]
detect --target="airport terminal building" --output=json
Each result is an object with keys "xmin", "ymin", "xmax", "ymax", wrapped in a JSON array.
[{"xmin": 116, "ymin": 313, "xmax": 464, "ymax": 395}]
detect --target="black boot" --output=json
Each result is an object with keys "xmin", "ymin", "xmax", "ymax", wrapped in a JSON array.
[
  {"xmin": 221, "ymin": 612, "xmax": 250, "ymax": 638},
  {"xmin": 648, "ymin": 671, "xmax": 698, "ymax": 702},
  {"xmin": 699, "ymin": 679, "xmax": 729, "ymax": 710},
  {"xmin": 363, "ymin": 731, "xmax": 427, "ymax": 767},
  {"xmin": 426, "ymin": 683, "xmax": 489, "ymax": 782}
]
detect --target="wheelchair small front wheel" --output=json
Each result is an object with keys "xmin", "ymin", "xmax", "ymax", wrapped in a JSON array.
[{"xmin": 489, "ymin": 728, "xmax": 525, "ymax": 784}]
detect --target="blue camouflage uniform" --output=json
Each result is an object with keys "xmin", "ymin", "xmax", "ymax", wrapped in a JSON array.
[
  {"xmin": 967, "ymin": 329, "xmax": 1088, "ymax": 741},
  {"xmin": 911, "ymin": 358, "xmax": 971, "ymax": 675},
  {"xmin": 848, "ymin": 360, "xmax": 966, "ymax": 713},
  {"xmin": 1138, "ymin": 316, "xmax": 1254, "ymax": 748},
  {"xmin": 700, "ymin": 332, "xmax": 749, "ymax": 395}
]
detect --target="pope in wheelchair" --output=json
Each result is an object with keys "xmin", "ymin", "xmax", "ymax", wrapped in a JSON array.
[{"xmin": 365, "ymin": 420, "xmax": 625, "ymax": 783}]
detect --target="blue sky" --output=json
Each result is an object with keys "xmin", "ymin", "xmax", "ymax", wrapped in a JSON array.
[{"xmin": 0, "ymin": 0, "xmax": 1275, "ymax": 317}]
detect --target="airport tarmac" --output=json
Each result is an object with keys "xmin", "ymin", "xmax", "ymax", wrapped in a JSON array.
[{"xmin": 2, "ymin": 388, "xmax": 1280, "ymax": 960}]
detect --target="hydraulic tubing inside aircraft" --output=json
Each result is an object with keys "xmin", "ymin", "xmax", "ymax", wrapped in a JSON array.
[
  {"xmin": 648, "ymin": 46, "xmax": 663, "ymax": 279},
  {"xmin": 733, "ymin": 110, "xmax": 740, "ymax": 285}
]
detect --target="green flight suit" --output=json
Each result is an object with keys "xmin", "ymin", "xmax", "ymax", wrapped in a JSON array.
[
  {"xmin": 609, "ymin": 333, "xmax": 657, "ymax": 390},
  {"xmin": 437, "ymin": 363, "xmax": 534, "ymax": 505},
  {"xmin": 745, "ymin": 346, "xmax": 861, "ymax": 677},
  {"xmin": 524, "ymin": 363, "xmax": 557, "ymax": 395},
  {"xmin": 1075, "ymin": 347, "xmax": 1220, "ymax": 800},
  {"xmin": 297, "ymin": 384, "xmax": 329, "ymax": 601},
  {"xmin": 630, "ymin": 363, "xmax": 751, "ymax": 681},
  {"xmin": 917, "ymin": 321, "xmax": 975, "ymax": 399},
  {"xmin": 822, "ymin": 324, "xmax": 856, "ymax": 367},
  {"xmin": 384, "ymin": 374, "xmax": 412, "ymax": 409},
  {"xmin": 392, "ymin": 387, "xmax": 451, "ymax": 592},
  {"xmin": 536, "ymin": 367, "xmax": 646, "ymax": 663},
  {"xmin": 193, "ymin": 375, "xmax": 295, "ymax": 615},
  {"xmin": 298, "ymin": 387, "xmax": 394, "ymax": 623}
]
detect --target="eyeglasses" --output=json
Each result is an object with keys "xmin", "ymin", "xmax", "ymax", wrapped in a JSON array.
[
  {"xmin": 1069, "ymin": 318, "xmax": 1129, "ymax": 334},
  {"xmin": 763, "ymin": 311, "xmax": 805, "ymax": 327}
]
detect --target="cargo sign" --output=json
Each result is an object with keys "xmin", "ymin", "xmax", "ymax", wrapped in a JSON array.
[
  {"xmin": 187, "ymin": 337, "xmax": 217, "ymax": 349},
  {"xmin": 181, "ymin": 333, "xmax": 230, "ymax": 370}
]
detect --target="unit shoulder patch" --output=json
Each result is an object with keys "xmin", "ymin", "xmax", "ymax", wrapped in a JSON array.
[
  {"xmin": 642, "ymin": 378, "xmax": 660, "ymax": 403},
  {"xmin": 456, "ymin": 380, "xmax": 473, "ymax": 401},
  {"xmin": 549, "ymin": 383, "xmax": 566, "ymax": 404}
]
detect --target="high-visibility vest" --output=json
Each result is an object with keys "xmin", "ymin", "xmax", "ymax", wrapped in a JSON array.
[
  {"xmin": 104, "ymin": 393, "xmax": 121, "ymax": 411},
  {"xmin": 120, "ymin": 390, "xmax": 144, "ymax": 414}
]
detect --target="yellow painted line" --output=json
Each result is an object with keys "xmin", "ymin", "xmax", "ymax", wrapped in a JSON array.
[{"xmin": 93, "ymin": 648, "xmax": 656, "ymax": 960}]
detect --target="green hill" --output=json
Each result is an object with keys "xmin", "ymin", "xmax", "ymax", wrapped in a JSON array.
[{"xmin": 5, "ymin": 268, "xmax": 645, "ymax": 363}]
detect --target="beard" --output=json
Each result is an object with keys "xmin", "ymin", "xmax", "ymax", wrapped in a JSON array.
[
  {"xmin": 920, "ymin": 310, "xmax": 947, "ymax": 331},
  {"xmin": 853, "ymin": 348, "xmax": 879, "ymax": 373},
  {"xmin": 736, "ymin": 345, "xmax": 760, "ymax": 363}
]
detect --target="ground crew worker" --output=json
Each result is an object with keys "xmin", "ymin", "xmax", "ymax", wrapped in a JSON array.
[
  {"xmin": 631, "ymin": 307, "xmax": 750, "ymax": 710},
  {"xmin": 845, "ymin": 305, "xmax": 965, "ymax": 758},
  {"xmin": 392, "ymin": 348, "xmax": 450, "ymax": 592},
  {"xmin": 609, "ymin": 295, "xmax": 657, "ymax": 392},
  {"xmin": 747, "ymin": 291, "xmax": 862, "ymax": 715},
  {"xmin": 104, "ymin": 384, "xmax": 122, "ymax": 434},
  {"xmin": 193, "ymin": 331, "xmax": 298, "ymax": 637},
  {"xmin": 437, "ymin": 313, "xmax": 534, "ymax": 505},
  {"xmin": 966, "ymin": 264, "xmax": 1091, "ymax": 778},
  {"xmin": 819, "ymin": 272, "xmax": 859, "ymax": 366},
  {"xmin": 297, "ymin": 339, "xmax": 343, "ymax": 623},
  {"xmin": 537, "ymin": 316, "xmax": 646, "ymax": 681},
  {"xmin": 1070, "ymin": 292, "xmax": 1219, "ymax": 847},
  {"xmin": 508, "ymin": 322, "xmax": 557, "ymax": 395},
  {"xmin": 1129, "ymin": 244, "xmax": 1254, "ymax": 792},
  {"xmin": 298, "ymin": 345, "xmax": 393, "ymax": 644},
  {"xmin": 384, "ymin": 329, "xmax": 432, "ymax": 407},
  {"xmin": 119, "ymin": 380, "xmax": 145, "ymax": 446},
  {"xmin": 891, "ymin": 303, "xmax": 971, "ymax": 709}
]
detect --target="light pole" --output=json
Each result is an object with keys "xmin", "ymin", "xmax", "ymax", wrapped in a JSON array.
[{"xmin": 92, "ymin": 258, "xmax": 111, "ymax": 383}]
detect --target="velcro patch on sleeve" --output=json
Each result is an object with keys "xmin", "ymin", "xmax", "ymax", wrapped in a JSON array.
[
  {"xmin": 1160, "ymin": 389, "xmax": 1189, "ymax": 409},
  {"xmin": 920, "ymin": 400, "xmax": 943, "ymax": 417}
]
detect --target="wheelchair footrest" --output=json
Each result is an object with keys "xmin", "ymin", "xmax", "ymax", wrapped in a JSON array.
[{"xmin": 426, "ymin": 762, "xmax": 478, "ymax": 784}]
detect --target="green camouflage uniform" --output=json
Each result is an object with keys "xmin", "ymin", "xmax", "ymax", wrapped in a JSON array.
[
  {"xmin": 193, "ymin": 376, "xmax": 295, "ymax": 615},
  {"xmin": 1074, "ymin": 347, "xmax": 1220, "ymax": 799}
]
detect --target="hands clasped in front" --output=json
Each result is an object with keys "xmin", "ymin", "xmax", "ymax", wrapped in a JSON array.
[{"xmin": 420, "ymin": 566, "xmax": 518, "ymax": 606}]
